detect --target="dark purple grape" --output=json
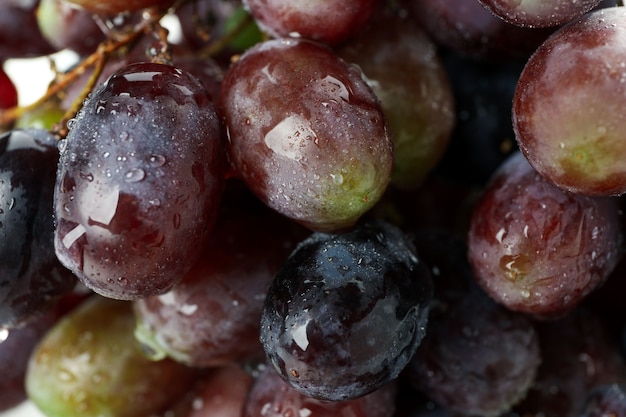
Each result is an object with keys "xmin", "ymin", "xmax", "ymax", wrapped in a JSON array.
[
  {"xmin": 336, "ymin": 9, "xmax": 455, "ymax": 189},
  {"xmin": 260, "ymin": 219, "xmax": 433, "ymax": 401},
  {"xmin": 513, "ymin": 7, "xmax": 626, "ymax": 196},
  {"xmin": 477, "ymin": 0, "xmax": 603, "ymax": 28},
  {"xmin": 579, "ymin": 384, "xmax": 626, "ymax": 417},
  {"xmin": 406, "ymin": 230, "xmax": 540, "ymax": 417},
  {"xmin": 0, "ymin": 129, "xmax": 77, "ymax": 329},
  {"xmin": 244, "ymin": 365, "xmax": 398, "ymax": 417},
  {"xmin": 0, "ymin": 0, "xmax": 56, "ymax": 60},
  {"xmin": 467, "ymin": 152, "xmax": 623, "ymax": 319},
  {"xmin": 510, "ymin": 308, "xmax": 626, "ymax": 417},
  {"xmin": 133, "ymin": 184, "xmax": 308, "ymax": 367},
  {"xmin": 54, "ymin": 62, "xmax": 226, "ymax": 300},
  {"xmin": 242, "ymin": 0, "xmax": 376, "ymax": 45},
  {"xmin": 405, "ymin": 0, "xmax": 555, "ymax": 61},
  {"xmin": 26, "ymin": 295, "xmax": 197, "ymax": 417},
  {"xmin": 221, "ymin": 38, "xmax": 393, "ymax": 232},
  {"xmin": 406, "ymin": 286, "xmax": 541, "ymax": 416},
  {"xmin": 0, "ymin": 310, "xmax": 59, "ymax": 412}
]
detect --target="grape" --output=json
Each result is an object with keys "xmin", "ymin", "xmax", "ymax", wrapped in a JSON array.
[
  {"xmin": 244, "ymin": 365, "xmax": 398, "ymax": 417},
  {"xmin": 35, "ymin": 0, "xmax": 106, "ymax": 57},
  {"xmin": 405, "ymin": 0, "xmax": 555, "ymax": 61},
  {"xmin": 467, "ymin": 152, "xmax": 623, "ymax": 319},
  {"xmin": 513, "ymin": 7, "xmax": 626, "ymax": 196},
  {"xmin": 0, "ymin": 129, "xmax": 77, "ymax": 329},
  {"xmin": 406, "ymin": 230, "xmax": 541, "ymax": 417},
  {"xmin": 25, "ymin": 295, "xmax": 197, "ymax": 417},
  {"xmin": 477, "ymin": 0, "xmax": 603, "ymax": 28},
  {"xmin": 162, "ymin": 364, "xmax": 254, "ymax": 417},
  {"xmin": 0, "ymin": 0, "xmax": 55, "ymax": 60},
  {"xmin": 0, "ymin": 310, "xmax": 59, "ymax": 412},
  {"xmin": 242, "ymin": 0, "xmax": 376, "ymax": 45},
  {"xmin": 221, "ymin": 38, "xmax": 393, "ymax": 232},
  {"xmin": 53, "ymin": 62, "xmax": 226, "ymax": 300},
  {"xmin": 63, "ymin": 0, "xmax": 175, "ymax": 15},
  {"xmin": 260, "ymin": 219, "xmax": 433, "ymax": 401},
  {"xmin": 336, "ymin": 9, "xmax": 455, "ymax": 189},
  {"xmin": 0, "ymin": 67, "xmax": 18, "ymax": 111},
  {"xmin": 579, "ymin": 384, "xmax": 626, "ymax": 417},
  {"xmin": 175, "ymin": 0, "xmax": 263, "ymax": 55},
  {"xmin": 510, "ymin": 308, "xmax": 626, "ymax": 417},
  {"xmin": 133, "ymin": 185, "xmax": 308, "ymax": 367}
]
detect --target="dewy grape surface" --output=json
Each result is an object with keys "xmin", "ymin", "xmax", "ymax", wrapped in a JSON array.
[{"xmin": 2, "ymin": 1, "xmax": 626, "ymax": 417}]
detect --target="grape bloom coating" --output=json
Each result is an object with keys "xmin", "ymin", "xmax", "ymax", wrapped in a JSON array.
[
  {"xmin": 221, "ymin": 38, "xmax": 393, "ymax": 232},
  {"xmin": 54, "ymin": 62, "xmax": 225, "ymax": 300},
  {"xmin": 260, "ymin": 220, "xmax": 433, "ymax": 401}
]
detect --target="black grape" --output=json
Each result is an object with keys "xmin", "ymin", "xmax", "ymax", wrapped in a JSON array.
[{"xmin": 260, "ymin": 219, "xmax": 433, "ymax": 401}]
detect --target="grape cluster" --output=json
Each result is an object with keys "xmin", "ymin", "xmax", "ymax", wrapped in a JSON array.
[{"xmin": 2, "ymin": 1, "xmax": 626, "ymax": 417}]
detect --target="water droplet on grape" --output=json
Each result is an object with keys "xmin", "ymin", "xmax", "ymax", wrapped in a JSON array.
[
  {"xmin": 0, "ymin": 328, "xmax": 8, "ymax": 343},
  {"xmin": 124, "ymin": 168, "xmax": 145, "ymax": 183},
  {"xmin": 148, "ymin": 154, "xmax": 166, "ymax": 166}
]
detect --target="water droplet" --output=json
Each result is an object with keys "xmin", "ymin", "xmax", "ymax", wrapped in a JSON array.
[
  {"xmin": 124, "ymin": 168, "xmax": 145, "ymax": 183},
  {"xmin": 0, "ymin": 328, "xmax": 8, "ymax": 343},
  {"xmin": 119, "ymin": 131, "xmax": 129, "ymax": 141},
  {"xmin": 79, "ymin": 172, "xmax": 94, "ymax": 182},
  {"xmin": 103, "ymin": 151, "xmax": 110, "ymax": 158},
  {"xmin": 330, "ymin": 173, "xmax": 344, "ymax": 185},
  {"xmin": 8, "ymin": 198, "xmax": 15, "ymax": 211},
  {"xmin": 66, "ymin": 118, "xmax": 77, "ymax": 130},
  {"xmin": 148, "ymin": 154, "xmax": 166, "ymax": 167}
]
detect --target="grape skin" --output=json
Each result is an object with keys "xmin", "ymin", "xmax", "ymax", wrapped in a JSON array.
[
  {"xmin": 467, "ymin": 152, "xmax": 623, "ymax": 319},
  {"xmin": 54, "ymin": 62, "xmax": 225, "ymax": 300},
  {"xmin": 513, "ymin": 7, "xmax": 626, "ymax": 196},
  {"xmin": 0, "ymin": 129, "xmax": 77, "ymax": 329},
  {"xmin": 260, "ymin": 220, "xmax": 433, "ymax": 401},
  {"xmin": 477, "ymin": 0, "xmax": 603, "ymax": 28},
  {"xmin": 242, "ymin": 0, "xmax": 376, "ymax": 46},
  {"xmin": 221, "ymin": 38, "xmax": 393, "ymax": 232}
]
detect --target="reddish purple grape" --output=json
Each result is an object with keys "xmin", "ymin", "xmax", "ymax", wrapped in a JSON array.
[
  {"xmin": 513, "ymin": 7, "xmax": 626, "ymax": 196},
  {"xmin": 244, "ymin": 365, "xmax": 398, "ymax": 417},
  {"xmin": 467, "ymin": 152, "xmax": 623, "ymax": 319},
  {"xmin": 54, "ymin": 62, "xmax": 226, "ymax": 300},
  {"xmin": 221, "ymin": 38, "xmax": 393, "ymax": 232},
  {"xmin": 162, "ymin": 364, "xmax": 254, "ymax": 417},
  {"xmin": 0, "ymin": 129, "xmax": 77, "ymax": 329},
  {"xmin": 260, "ymin": 219, "xmax": 432, "ymax": 401},
  {"xmin": 477, "ymin": 0, "xmax": 603, "ymax": 28},
  {"xmin": 133, "ymin": 185, "xmax": 308, "ymax": 367},
  {"xmin": 242, "ymin": 0, "xmax": 376, "ymax": 45}
]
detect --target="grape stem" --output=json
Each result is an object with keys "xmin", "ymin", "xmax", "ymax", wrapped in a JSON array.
[{"xmin": 0, "ymin": 7, "xmax": 169, "ymax": 137}]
